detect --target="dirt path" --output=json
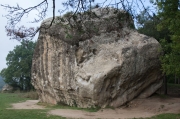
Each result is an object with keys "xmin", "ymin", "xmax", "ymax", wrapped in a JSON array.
[
  {"xmin": 9, "ymin": 100, "xmax": 45, "ymax": 109},
  {"xmin": 9, "ymin": 95, "xmax": 180, "ymax": 119}
]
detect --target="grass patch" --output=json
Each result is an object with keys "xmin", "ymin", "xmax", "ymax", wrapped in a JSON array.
[
  {"xmin": 135, "ymin": 113, "xmax": 180, "ymax": 119},
  {"xmin": 151, "ymin": 113, "xmax": 180, "ymax": 119},
  {"xmin": 1, "ymin": 93, "xmax": 180, "ymax": 119},
  {"xmin": 38, "ymin": 102, "xmax": 100, "ymax": 112},
  {"xmin": 105, "ymin": 105, "xmax": 115, "ymax": 110},
  {"xmin": 0, "ymin": 93, "xmax": 65, "ymax": 119},
  {"xmin": 22, "ymin": 91, "xmax": 39, "ymax": 99},
  {"xmin": 0, "ymin": 93, "xmax": 27, "ymax": 108},
  {"xmin": 155, "ymin": 93, "xmax": 169, "ymax": 98},
  {"xmin": 168, "ymin": 83, "xmax": 180, "ymax": 88},
  {"xmin": 0, "ymin": 109, "xmax": 65, "ymax": 119}
]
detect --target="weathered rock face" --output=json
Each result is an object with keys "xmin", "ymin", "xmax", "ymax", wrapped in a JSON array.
[
  {"xmin": 31, "ymin": 8, "xmax": 163, "ymax": 108},
  {"xmin": 2, "ymin": 84, "xmax": 13, "ymax": 93}
]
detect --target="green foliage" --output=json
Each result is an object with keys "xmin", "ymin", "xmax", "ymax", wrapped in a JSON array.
[
  {"xmin": 144, "ymin": 113, "xmax": 180, "ymax": 119},
  {"xmin": 134, "ymin": 113, "xmax": 180, "ymax": 119},
  {"xmin": 136, "ymin": 7, "xmax": 152, "ymax": 27},
  {"xmin": 156, "ymin": 0, "xmax": 180, "ymax": 76},
  {"xmin": 137, "ymin": 10, "xmax": 170, "ymax": 41},
  {"xmin": 0, "ymin": 41, "xmax": 36, "ymax": 91},
  {"xmin": 138, "ymin": 1, "xmax": 180, "ymax": 77},
  {"xmin": 159, "ymin": 39, "xmax": 179, "ymax": 76}
]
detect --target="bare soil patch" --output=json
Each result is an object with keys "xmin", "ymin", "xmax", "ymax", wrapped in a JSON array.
[
  {"xmin": 49, "ymin": 95, "xmax": 180, "ymax": 119},
  {"xmin": 9, "ymin": 95, "xmax": 180, "ymax": 119},
  {"xmin": 9, "ymin": 100, "xmax": 45, "ymax": 109}
]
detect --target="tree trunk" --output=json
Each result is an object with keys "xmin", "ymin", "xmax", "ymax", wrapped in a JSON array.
[{"xmin": 164, "ymin": 75, "xmax": 167, "ymax": 95}]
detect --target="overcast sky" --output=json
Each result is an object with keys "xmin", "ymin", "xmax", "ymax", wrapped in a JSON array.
[
  {"xmin": 0, "ymin": 0, "xmax": 153, "ymax": 71},
  {"xmin": 0, "ymin": 0, "xmax": 64, "ymax": 71}
]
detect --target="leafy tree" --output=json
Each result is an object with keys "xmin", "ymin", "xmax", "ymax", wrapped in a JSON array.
[
  {"xmin": 150, "ymin": 0, "xmax": 180, "ymax": 94},
  {"xmin": 156, "ymin": 0, "xmax": 180, "ymax": 78},
  {"xmin": 136, "ymin": 4, "xmax": 180, "ymax": 94},
  {"xmin": 137, "ymin": 11, "xmax": 170, "ymax": 42},
  {"xmin": 0, "ymin": 41, "xmax": 36, "ymax": 91}
]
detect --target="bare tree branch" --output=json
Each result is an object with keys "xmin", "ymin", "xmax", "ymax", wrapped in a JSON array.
[
  {"xmin": 46, "ymin": 0, "xmax": 55, "ymax": 29},
  {"xmin": 1, "ymin": 0, "xmax": 155, "ymax": 41}
]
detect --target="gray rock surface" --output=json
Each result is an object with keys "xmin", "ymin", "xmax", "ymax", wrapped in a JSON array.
[
  {"xmin": 0, "ymin": 76, "xmax": 5, "ymax": 90},
  {"xmin": 31, "ymin": 8, "xmax": 162, "ymax": 108},
  {"xmin": 2, "ymin": 84, "xmax": 13, "ymax": 93}
]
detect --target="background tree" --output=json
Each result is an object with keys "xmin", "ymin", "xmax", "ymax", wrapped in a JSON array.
[
  {"xmin": 0, "ymin": 41, "xmax": 36, "ymax": 91},
  {"xmin": 136, "ymin": 0, "xmax": 180, "ymax": 94},
  {"xmin": 136, "ymin": 8, "xmax": 170, "ymax": 94},
  {"xmin": 156, "ymin": 0, "xmax": 180, "ymax": 84},
  {"xmin": 137, "ymin": 10, "xmax": 170, "ymax": 41}
]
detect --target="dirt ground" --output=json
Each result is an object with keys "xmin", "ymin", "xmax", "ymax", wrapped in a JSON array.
[
  {"xmin": 8, "ymin": 100, "xmax": 45, "ymax": 109},
  {"xmin": 9, "ymin": 94, "xmax": 180, "ymax": 119}
]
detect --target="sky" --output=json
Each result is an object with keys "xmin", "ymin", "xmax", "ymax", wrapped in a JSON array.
[
  {"xmin": 0, "ymin": 0, "xmax": 153, "ymax": 71},
  {"xmin": 0, "ymin": 0, "xmax": 64, "ymax": 71}
]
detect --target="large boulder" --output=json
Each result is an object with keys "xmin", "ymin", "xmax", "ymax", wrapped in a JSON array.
[{"xmin": 31, "ymin": 8, "xmax": 162, "ymax": 108}]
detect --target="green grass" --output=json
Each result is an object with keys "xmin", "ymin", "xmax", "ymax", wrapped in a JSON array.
[
  {"xmin": 154, "ymin": 93, "xmax": 169, "ymax": 99},
  {"xmin": 151, "ymin": 113, "xmax": 180, "ymax": 119},
  {"xmin": 135, "ymin": 113, "xmax": 180, "ymax": 119},
  {"xmin": 38, "ymin": 102, "xmax": 100, "ymax": 112},
  {"xmin": 0, "ymin": 93, "xmax": 65, "ymax": 119},
  {"xmin": 0, "ymin": 93, "xmax": 180, "ymax": 119},
  {"xmin": 168, "ymin": 83, "xmax": 180, "ymax": 88},
  {"xmin": 0, "ymin": 93, "xmax": 27, "ymax": 108}
]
